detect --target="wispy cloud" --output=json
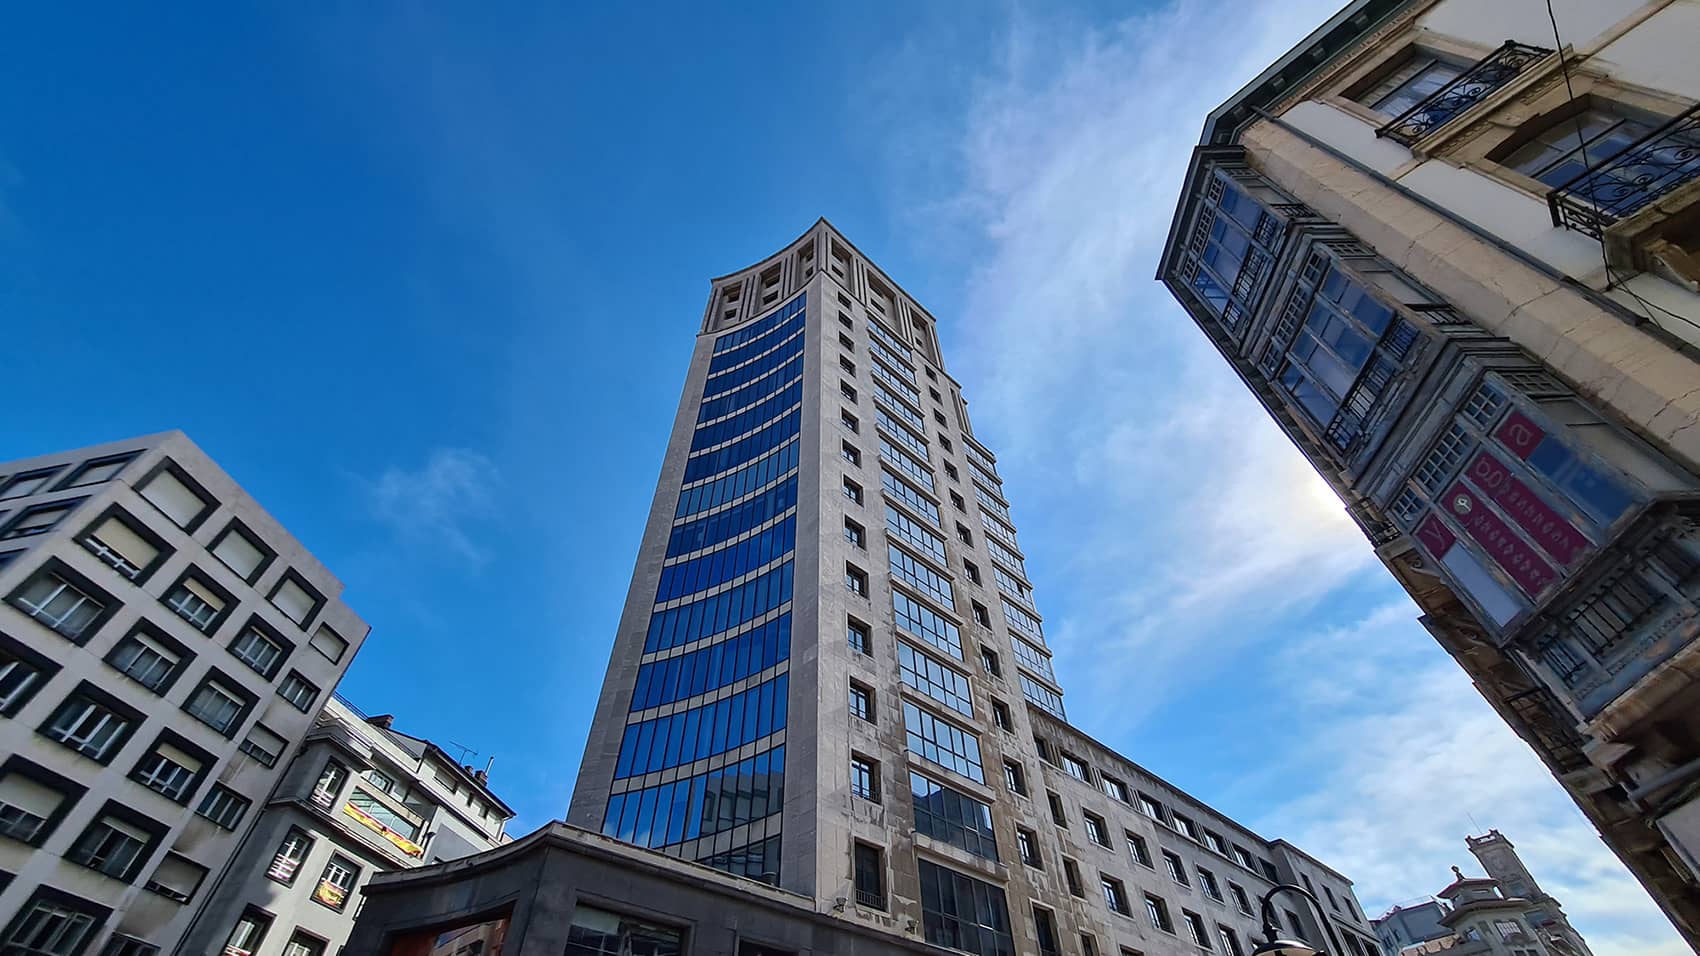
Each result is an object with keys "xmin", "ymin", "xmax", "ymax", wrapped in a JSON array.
[
  {"xmin": 364, "ymin": 447, "xmax": 502, "ymax": 566},
  {"xmin": 875, "ymin": 0, "xmax": 1687, "ymax": 952}
]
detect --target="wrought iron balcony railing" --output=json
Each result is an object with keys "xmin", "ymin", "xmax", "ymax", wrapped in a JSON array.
[
  {"xmin": 1547, "ymin": 101, "xmax": 1700, "ymax": 239},
  {"xmin": 1376, "ymin": 41, "xmax": 1550, "ymax": 145},
  {"xmin": 1323, "ymin": 317, "xmax": 1421, "ymax": 457}
]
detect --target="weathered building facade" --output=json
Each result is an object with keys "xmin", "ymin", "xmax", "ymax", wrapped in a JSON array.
[{"xmin": 1157, "ymin": 0, "xmax": 1700, "ymax": 945}]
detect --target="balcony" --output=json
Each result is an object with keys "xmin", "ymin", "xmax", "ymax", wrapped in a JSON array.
[
  {"xmin": 1376, "ymin": 41, "xmax": 1550, "ymax": 146},
  {"xmin": 1548, "ymin": 102, "xmax": 1700, "ymax": 240}
]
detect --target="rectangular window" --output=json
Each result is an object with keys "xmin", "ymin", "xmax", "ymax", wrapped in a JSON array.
[
  {"xmin": 313, "ymin": 855, "xmax": 358, "ymax": 911},
  {"xmin": 0, "ymin": 764, "xmax": 73, "ymax": 846},
  {"xmin": 63, "ymin": 454, "xmax": 136, "ymax": 489},
  {"xmin": 991, "ymin": 699, "xmax": 1012, "ymax": 731},
  {"xmin": 847, "ymin": 617, "xmax": 870, "ymax": 655},
  {"xmin": 1102, "ymin": 875, "xmax": 1131, "ymax": 915},
  {"xmin": 1218, "ymin": 925, "xmax": 1245, "ymax": 956},
  {"xmin": 849, "ymin": 682, "xmax": 874, "ymax": 722},
  {"xmin": 1064, "ymin": 858, "xmax": 1085, "ymax": 897},
  {"xmin": 888, "ymin": 546, "xmax": 953, "ymax": 609},
  {"xmin": 278, "ymin": 671, "xmax": 320, "ymax": 712},
  {"xmin": 139, "ymin": 466, "xmax": 212, "ymax": 529},
  {"xmin": 0, "ymin": 638, "xmax": 56, "ymax": 716},
  {"xmin": 80, "ymin": 515, "xmax": 160, "ymax": 580},
  {"xmin": 1164, "ymin": 850, "xmax": 1189, "ymax": 885},
  {"xmin": 1032, "ymin": 906, "xmax": 1061, "ymax": 956},
  {"xmin": 1198, "ymin": 866, "xmax": 1223, "ymax": 900},
  {"xmin": 916, "ymin": 859, "xmax": 1015, "ymax": 956},
  {"xmin": 270, "ymin": 574, "xmax": 322, "ymax": 626},
  {"xmin": 843, "ymin": 516, "xmax": 865, "ymax": 547},
  {"xmin": 845, "ymin": 564, "xmax": 867, "ymax": 597},
  {"xmin": 102, "ymin": 935, "xmax": 159, "ymax": 956},
  {"xmin": 841, "ymin": 410, "xmax": 860, "ymax": 434},
  {"xmin": 880, "ymin": 470, "xmax": 939, "ymax": 526},
  {"xmin": 851, "ymin": 754, "xmax": 879, "ymax": 802},
  {"xmin": 1061, "ymin": 753, "xmax": 1090, "ymax": 782},
  {"xmin": 43, "ymin": 686, "xmax": 137, "ymax": 762},
  {"xmin": 902, "ymin": 701, "xmax": 983, "ymax": 783},
  {"xmin": 1083, "ymin": 812, "xmax": 1109, "ymax": 847},
  {"xmin": 843, "ymin": 477, "xmax": 863, "ymax": 504},
  {"xmin": 266, "ymin": 823, "xmax": 314, "ymax": 884},
  {"xmin": 979, "ymin": 646, "xmax": 1001, "ymax": 676},
  {"xmin": 910, "ymin": 771, "xmax": 998, "ymax": 861},
  {"xmin": 311, "ymin": 761, "xmax": 348, "ymax": 810},
  {"xmin": 1017, "ymin": 827, "xmax": 1042, "ymax": 867},
  {"xmin": 105, "ymin": 629, "xmax": 184, "ymax": 694},
  {"xmin": 898, "ymin": 642, "xmax": 974, "ymax": 716},
  {"xmin": 68, "ymin": 811, "xmax": 155, "ymax": 881},
  {"xmin": 1101, "ymin": 776, "xmax": 1130, "ymax": 803},
  {"xmin": 164, "ymin": 577, "xmax": 225, "ymax": 633},
  {"xmin": 239, "ymin": 724, "xmax": 286, "ymax": 767},
  {"xmin": 131, "ymin": 740, "xmax": 204, "ymax": 804},
  {"xmin": 885, "ymin": 503, "xmax": 946, "ymax": 562},
  {"xmin": 854, "ymin": 842, "xmax": 886, "ymax": 910},
  {"xmin": 144, "ymin": 852, "xmax": 206, "ymax": 903},
  {"xmin": 1205, "ymin": 830, "xmax": 1228, "ymax": 855},
  {"xmin": 211, "ymin": 523, "xmax": 270, "ymax": 582},
  {"xmin": 1003, "ymin": 760, "xmax": 1027, "ymax": 795},
  {"xmin": 196, "ymin": 785, "xmax": 250, "ymax": 830},
  {"xmin": 893, "ymin": 590, "xmax": 962, "ymax": 659},
  {"xmin": 224, "ymin": 909, "xmax": 272, "ymax": 956},
  {"xmin": 1230, "ymin": 883, "xmax": 1252, "ymax": 915},
  {"xmin": 878, "ymin": 436, "xmax": 934, "ymax": 492},
  {"xmin": 0, "ymin": 468, "xmax": 62, "ymax": 500},
  {"xmin": 2, "ymin": 502, "xmax": 80, "ymax": 540},
  {"xmin": 1145, "ymin": 894, "xmax": 1174, "ymax": 933},
  {"xmin": 1233, "ymin": 845, "xmax": 1256, "ymax": 869},
  {"xmin": 282, "ymin": 933, "xmax": 327, "ymax": 956},
  {"xmin": 11, "ymin": 570, "xmax": 108, "ymax": 642},
  {"xmin": 1127, "ymin": 832, "xmax": 1153, "ymax": 868},
  {"xmin": 309, "ymin": 625, "xmax": 348, "ymax": 663},
  {"xmin": 1138, "ymin": 793, "xmax": 1165, "ymax": 824},
  {"xmin": 1011, "ymin": 637, "xmax": 1056, "ymax": 683},
  {"xmin": 230, "ymin": 626, "xmax": 287, "ymax": 679},
  {"xmin": 2, "ymin": 893, "xmax": 103, "ymax": 956},
  {"xmin": 1183, "ymin": 911, "xmax": 1212, "ymax": 949},
  {"xmin": 566, "ymin": 904, "xmax": 682, "ymax": 955},
  {"xmin": 184, "ymin": 678, "xmax": 247, "ymax": 737},
  {"xmin": 1047, "ymin": 791, "xmax": 1066, "ymax": 826},
  {"xmin": 1174, "ymin": 813, "xmax": 1200, "ymax": 841}
]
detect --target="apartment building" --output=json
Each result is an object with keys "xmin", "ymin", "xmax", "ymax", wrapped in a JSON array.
[
  {"xmin": 1157, "ymin": 0, "xmax": 1700, "ymax": 944},
  {"xmin": 0, "ymin": 432, "xmax": 368, "ymax": 955},
  {"xmin": 178, "ymin": 694, "xmax": 514, "ymax": 955}
]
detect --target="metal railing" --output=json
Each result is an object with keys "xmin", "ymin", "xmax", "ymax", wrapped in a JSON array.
[
  {"xmin": 1547, "ymin": 101, "xmax": 1700, "ymax": 238},
  {"xmin": 1377, "ymin": 41, "xmax": 1550, "ymax": 145},
  {"xmin": 1323, "ymin": 318, "xmax": 1421, "ymax": 457}
]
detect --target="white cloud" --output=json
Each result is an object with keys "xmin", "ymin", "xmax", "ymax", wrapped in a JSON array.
[
  {"xmin": 876, "ymin": 0, "xmax": 1690, "ymax": 952},
  {"xmin": 364, "ymin": 447, "xmax": 501, "ymax": 565}
]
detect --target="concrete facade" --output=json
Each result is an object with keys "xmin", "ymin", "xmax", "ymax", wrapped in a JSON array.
[
  {"xmin": 1158, "ymin": 0, "xmax": 1700, "ymax": 946},
  {"xmin": 0, "ymin": 431, "xmax": 369, "ymax": 955},
  {"xmin": 177, "ymin": 695, "xmax": 515, "ymax": 956},
  {"xmin": 563, "ymin": 220, "xmax": 1382, "ymax": 956}
]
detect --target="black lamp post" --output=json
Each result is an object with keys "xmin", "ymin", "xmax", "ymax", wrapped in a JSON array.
[{"xmin": 1250, "ymin": 883, "xmax": 1349, "ymax": 956}]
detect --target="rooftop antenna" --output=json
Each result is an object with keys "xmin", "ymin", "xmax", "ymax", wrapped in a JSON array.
[
  {"xmin": 1466, "ymin": 811, "xmax": 1483, "ymax": 836},
  {"xmin": 447, "ymin": 740, "xmax": 479, "ymax": 765}
]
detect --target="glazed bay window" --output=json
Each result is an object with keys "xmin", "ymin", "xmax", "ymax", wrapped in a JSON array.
[
  {"xmin": 910, "ymin": 771, "xmax": 998, "ymax": 861},
  {"xmin": 916, "ymin": 859, "xmax": 1016, "ymax": 956},
  {"xmin": 903, "ymin": 701, "xmax": 984, "ymax": 783},
  {"xmin": 1178, "ymin": 170, "xmax": 1286, "ymax": 330}
]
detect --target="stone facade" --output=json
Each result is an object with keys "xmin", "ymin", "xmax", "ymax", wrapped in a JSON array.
[{"xmin": 1159, "ymin": 0, "xmax": 1700, "ymax": 946}]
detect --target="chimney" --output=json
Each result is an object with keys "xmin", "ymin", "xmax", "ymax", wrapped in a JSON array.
[
  {"xmin": 474, "ymin": 768, "xmax": 489, "ymax": 785},
  {"xmin": 367, "ymin": 714, "xmax": 395, "ymax": 730}
]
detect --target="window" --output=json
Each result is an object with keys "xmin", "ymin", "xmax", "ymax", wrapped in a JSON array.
[
  {"xmin": 2, "ymin": 502, "xmax": 80, "ymax": 540},
  {"xmin": 42, "ymin": 684, "xmax": 138, "ymax": 763},
  {"xmin": 950, "ymin": 491, "xmax": 966, "ymax": 511},
  {"xmin": 0, "ymin": 759, "xmax": 78, "ymax": 846},
  {"xmin": 0, "ymin": 634, "xmax": 57, "ymax": 716},
  {"xmin": 313, "ymin": 856, "xmax": 358, "ymax": 911},
  {"xmin": 1102, "ymin": 776, "xmax": 1130, "ymax": 803},
  {"xmin": 1274, "ymin": 256, "xmax": 1409, "ymax": 428},
  {"xmin": 1357, "ymin": 51, "xmax": 1462, "ymax": 117},
  {"xmin": 991, "ymin": 699, "xmax": 1012, "ymax": 731},
  {"xmin": 961, "ymin": 561, "xmax": 979, "ymax": 586},
  {"xmin": 944, "ymin": 462, "xmax": 959, "ymax": 481},
  {"xmin": 979, "ymin": 645, "xmax": 1000, "ymax": 675},
  {"xmin": 1504, "ymin": 105, "xmax": 1668, "ymax": 191},
  {"xmin": 1262, "ymin": 859, "xmax": 1280, "ymax": 882},
  {"xmin": 840, "ymin": 356, "xmax": 856, "ymax": 375},
  {"xmin": 930, "ymin": 387, "xmax": 943, "ymax": 403},
  {"xmin": 1285, "ymin": 910, "xmax": 1306, "ymax": 940},
  {"xmin": 1033, "ymin": 736, "xmax": 1052, "ymax": 763},
  {"xmin": 1063, "ymin": 858, "xmax": 1085, "ymax": 897},
  {"xmin": 841, "ymin": 441, "xmax": 861, "ymax": 467},
  {"xmin": 1127, "ymin": 832, "xmax": 1153, "ymax": 868},
  {"xmin": 842, "ymin": 476, "xmax": 863, "ymax": 504},
  {"xmin": 1145, "ymin": 894, "xmax": 1174, "ymax": 933},
  {"xmin": 847, "ymin": 617, "xmax": 870, "ymax": 655},
  {"xmin": 278, "ymin": 671, "xmax": 319, "ymax": 712},
  {"xmin": 850, "ymin": 754, "xmax": 879, "ymax": 802},
  {"xmin": 239, "ymin": 724, "xmax": 286, "ymax": 767},
  {"xmin": 853, "ymin": 842, "xmax": 886, "ymax": 910},
  {"xmin": 1, "ymin": 891, "xmax": 105, "ymax": 956},
  {"xmin": 840, "ymin": 380, "xmax": 858, "ymax": 401},
  {"xmin": 1017, "ymin": 827, "xmax": 1042, "ymax": 867},
  {"xmin": 281, "ymin": 932, "xmax": 327, "ymax": 956},
  {"xmin": 902, "ymin": 701, "xmax": 983, "ymax": 782},
  {"xmin": 102, "ymin": 935, "xmax": 159, "ymax": 956},
  {"xmin": 269, "ymin": 573, "xmax": 322, "ymax": 626},
  {"xmin": 210, "ymin": 522, "xmax": 271, "ymax": 583},
  {"xmin": 104, "ymin": 626, "xmax": 186, "ymax": 694},
  {"xmin": 1061, "ymin": 753, "xmax": 1090, "ymax": 782},
  {"xmin": 910, "ymin": 771, "xmax": 998, "ymax": 861},
  {"xmin": 1083, "ymin": 812, "xmax": 1109, "ymax": 847},
  {"xmin": 843, "ymin": 516, "xmax": 865, "ymax": 547},
  {"xmin": 1204, "ymin": 830, "xmax": 1228, "ymax": 855},
  {"xmin": 565, "ymin": 904, "xmax": 683, "ymax": 956},
  {"xmin": 845, "ymin": 564, "xmax": 867, "ymax": 596},
  {"xmin": 1218, "ymin": 926, "xmax": 1245, "ymax": 956},
  {"xmin": 1325, "ymin": 885, "xmax": 1339, "ymax": 911},
  {"xmin": 1003, "ymin": 760, "xmax": 1027, "ymax": 795},
  {"xmin": 130, "ymin": 736, "xmax": 207, "ymax": 804},
  {"xmin": 841, "ymin": 410, "xmax": 860, "ymax": 433},
  {"xmin": 1102, "ymin": 875, "xmax": 1131, "ymax": 915},
  {"xmin": 1080, "ymin": 935, "xmax": 1098, "ymax": 956},
  {"xmin": 916, "ymin": 860, "xmax": 1015, "ymax": 956},
  {"xmin": 1164, "ymin": 850, "xmax": 1189, "ymax": 885},
  {"xmin": 1139, "ymin": 793, "xmax": 1165, "ymax": 824},
  {"xmin": 849, "ymin": 682, "xmax": 874, "ymax": 721},
  {"xmin": 223, "ymin": 909, "xmax": 271, "ymax": 956},
  {"xmin": 163, "ymin": 574, "xmax": 227, "ymax": 633},
  {"xmin": 309, "ymin": 625, "xmax": 348, "ymax": 663},
  {"xmin": 311, "ymin": 760, "xmax": 348, "ymax": 809},
  {"xmin": 196, "ymin": 785, "xmax": 250, "ymax": 830},
  {"xmin": 1032, "ymin": 906, "xmax": 1061, "ymax": 956},
  {"xmin": 68, "ymin": 808, "xmax": 158, "ymax": 881},
  {"xmin": 1230, "ymin": 882, "xmax": 1252, "ymax": 915},
  {"xmin": 0, "ymin": 468, "xmax": 62, "ymax": 500},
  {"xmin": 1183, "ymin": 911, "xmax": 1212, "ymax": 950},
  {"xmin": 1047, "ymin": 791, "xmax": 1066, "ymax": 826},
  {"xmin": 955, "ymin": 523, "xmax": 972, "ymax": 545},
  {"xmin": 229, "ymin": 624, "xmax": 287, "ymax": 679},
  {"xmin": 898, "ymin": 641, "xmax": 973, "ymax": 715},
  {"xmin": 183, "ymin": 675, "xmax": 249, "ymax": 737},
  {"xmin": 839, "ymin": 332, "xmax": 856, "ymax": 351},
  {"xmin": 1233, "ymin": 845, "xmax": 1256, "ymax": 870},
  {"xmin": 1198, "ymin": 866, "xmax": 1223, "ymax": 900},
  {"xmin": 79, "ymin": 512, "xmax": 162, "ymax": 580},
  {"xmin": 10, "ymin": 565, "xmax": 110, "ymax": 642},
  {"xmin": 138, "ymin": 465, "xmax": 212, "ymax": 529},
  {"xmin": 144, "ymin": 852, "xmax": 206, "ymax": 903},
  {"xmin": 972, "ymin": 602, "xmax": 991, "ymax": 628},
  {"xmin": 1174, "ymin": 814, "xmax": 1199, "ymax": 841}
]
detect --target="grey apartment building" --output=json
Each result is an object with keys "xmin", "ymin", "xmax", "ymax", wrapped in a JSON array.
[
  {"xmin": 0, "ymin": 432, "xmax": 368, "ymax": 955},
  {"xmin": 548, "ymin": 219, "xmax": 1384, "ymax": 956},
  {"xmin": 1156, "ymin": 0, "xmax": 1700, "ymax": 946}
]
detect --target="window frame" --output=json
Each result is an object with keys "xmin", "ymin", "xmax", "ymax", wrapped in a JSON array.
[
  {"xmin": 134, "ymin": 459, "xmax": 216, "ymax": 532},
  {"xmin": 0, "ymin": 755, "xmax": 85, "ymax": 848},
  {"xmin": 66, "ymin": 799, "xmax": 166, "ymax": 884},
  {"xmin": 39, "ymin": 681, "xmax": 143, "ymax": 765},
  {"xmin": 8, "ymin": 558, "xmax": 121, "ymax": 645},
  {"xmin": 227, "ymin": 616, "xmax": 294, "ymax": 681},
  {"xmin": 181, "ymin": 668, "xmax": 257, "ymax": 739},
  {"xmin": 75, "ymin": 505, "xmax": 172, "ymax": 584},
  {"xmin": 159, "ymin": 566, "xmax": 237, "ymax": 636},
  {"xmin": 0, "ymin": 629, "xmax": 61, "ymax": 717},
  {"xmin": 208, "ymin": 519, "xmax": 275, "ymax": 585},
  {"xmin": 128, "ymin": 729, "xmax": 214, "ymax": 806},
  {"xmin": 103, "ymin": 622, "xmax": 193, "ymax": 696},
  {"xmin": 267, "ymin": 570, "xmax": 325, "ymax": 629},
  {"xmin": 0, "ymin": 885, "xmax": 111, "ymax": 956}
]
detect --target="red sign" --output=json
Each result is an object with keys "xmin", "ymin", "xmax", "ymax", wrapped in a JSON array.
[
  {"xmin": 1464, "ymin": 452, "xmax": 1591, "ymax": 566},
  {"xmin": 1414, "ymin": 513, "xmax": 1456, "ymax": 559},
  {"xmin": 1494, "ymin": 411, "xmax": 1545, "ymax": 459},
  {"xmin": 1445, "ymin": 483, "xmax": 1557, "ymax": 597}
]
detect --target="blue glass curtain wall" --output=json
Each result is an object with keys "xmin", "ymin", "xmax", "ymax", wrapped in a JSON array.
[
  {"xmin": 604, "ymin": 744, "xmax": 786, "ymax": 850},
  {"xmin": 656, "ymin": 516, "xmax": 796, "ymax": 603},
  {"xmin": 645, "ymin": 561, "xmax": 794, "ymax": 653},
  {"xmin": 684, "ymin": 412, "xmax": 800, "ymax": 483},
  {"xmin": 675, "ymin": 440, "xmax": 799, "ymax": 519},
  {"xmin": 711, "ymin": 293, "xmax": 805, "ymax": 354},
  {"xmin": 631, "ymin": 617, "xmax": 792, "ymax": 711},
  {"xmin": 668, "ymin": 479, "xmax": 798, "ymax": 556},
  {"xmin": 615, "ymin": 672, "xmax": 790, "ymax": 778},
  {"xmin": 698, "ymin": 354, "xmax": 803, "ymax": 423},
  {"xmin": 691, "ymin": 382, "xmax": 804, "ymax": 451}
]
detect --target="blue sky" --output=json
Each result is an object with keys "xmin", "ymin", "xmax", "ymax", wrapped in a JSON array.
[{"xmin": 0, "ymin": 3, "xmax": 1682, "ymax": 952}]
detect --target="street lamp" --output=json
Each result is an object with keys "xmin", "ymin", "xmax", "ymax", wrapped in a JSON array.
[{"xmin": 1250, "ymin": 883, "xmax": 1349, "ymax": 956}]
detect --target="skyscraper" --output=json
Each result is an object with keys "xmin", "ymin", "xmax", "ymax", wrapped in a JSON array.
[
  {"xmin": 1156, "ymin": 0, "xmax": 1700, "ymax": 945},
  {"xmin": 567, "ymin": 220, "xmax": 1383, "ymax": 955}
]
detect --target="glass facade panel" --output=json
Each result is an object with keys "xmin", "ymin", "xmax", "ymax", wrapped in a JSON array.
[
  {"xmin": 903, "ymin": 701, "xmax": 984, "ymax": 783},
  {"xmin": 911, "ymin": 772, "xmax": 999, "ymax": 861},
  {"xmin": 899, "ymin": 642, "xmax": 974, "ymax": 716},
  {"xmin": 917, "ymin": 859, "xmax": 1016, "ymax": 956}
]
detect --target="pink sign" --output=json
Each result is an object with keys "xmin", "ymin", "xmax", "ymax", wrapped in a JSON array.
[
  {"xmin": 1445, "ymin": 482, "xmax": 1557, "ymax": 597},
  {"xmin": 1494, "ymin": 410, "xmax": 1545, "ymax": 460},
  {"xmin": 1414, "ymin": 513, "xmax": 1456, "ymax": 560},
  {"xmin": 1465, "ymin": 452, "xmax": 1591, "ymax": 566}
]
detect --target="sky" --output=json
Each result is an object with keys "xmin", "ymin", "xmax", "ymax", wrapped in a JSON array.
[{"xmin": 0, "ymin": 3, "xmax": 1684, "ymax": 953}]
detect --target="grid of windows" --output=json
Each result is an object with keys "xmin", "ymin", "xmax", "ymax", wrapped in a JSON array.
[
  {"xmin": 889, "ymin": 545, "xmax": 955, "ymax": 610},
  {"xmin": 868, "ymin": 318, "xmax": 913, "ymax": 359},
  {"xmin": 973, "ymin": 484, "xmax": 1011, "ymax": 522},
  {"xmin": 992, "ymin": 564, "xmax": 1032, "ymax": 607},
  {"xmin": 696, "ymin": 354, "xmax": 802, "ymax": 423},
  {"xmin": 881, "ymin": 471, "xmax": 941, "ymax": 526},
  {"xmin": 1012, "ymin": 637, "xmax": 1056, "ymax": 683},
  {"xmin": 886, "ymin": 504, "xmax": 946, "ymax": 562},
  {"xmin": 675, "ymin": 440, "xmax": 798, "ymax": 519},
  {"xmin": 917, "ymin": 859, "xmax": 1015, "ymax": 956},
  {"xmin": 667, "ymin": 479, "xmax": 797, "ymax": 557},
  {"xmin": 875, "ymin": 408, "xmax": 929, "ymax": 460},
  {"xmin": 657, "ymin": 516, "xmax": 795, "ymax": 603},
  {"xmin": 980, "ymin": 513, "xmax": 1018, "ymax": 547},
  {"xmin": 903, "ymin": 701, "xmax": 984, "ymax": 783},
  {"xmin": 986, "ymin": 538, "xmax": 1025, "ymax": 576},
  {"xmin": 703, "ymin": 320, "xmax": 805, "ymax": 392},
  {"xmin": 880, "ymin": 436, "xmax": 934, "ymax": 491},
  {"xmin": 615, "ymin": 673, "xmax": 788, "ymax": 778},
  {"xmin": 643, "ymin": 561, "xmax": 793, "ymax": 653},
  {"xmin": 602, "ymin": 744, "xmax": 785, "ymax": 850},
  {"xmin": 870, "ymin": 359, "xmax": 922, "ymax": 406},
  {"xmin": 690, "ymin": 382, "xmax": 802, "ymax": 452},
  {"xmin": 682, "ymin": 412, "xmax": 800, "ymax": 484},
  {"xmin": 869, "ymin": 340, "xmax": 916, "ymax": 381},
  {"xmin": 893, "ymin": 590, "xmax": 963, "ymax": 659},
  {"xmin": 630, "ymin": 617, "xmax": 790, "ymax": 710},
  {"xmin": 898, "ymin": 642, "xmax": 974, "ymax": 716},
  {"xmin": 873, "ymin": 383, "xmax": 926, "ymax": 430},
  {"xmin": 1002, "ymin": 599, "xmax": 1043, "ymax": 640}
]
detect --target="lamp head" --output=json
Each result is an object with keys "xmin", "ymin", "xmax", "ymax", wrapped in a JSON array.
[{"xmin": 1251, "ymin": 939, "xmax": 1320, "ymax": 956}]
